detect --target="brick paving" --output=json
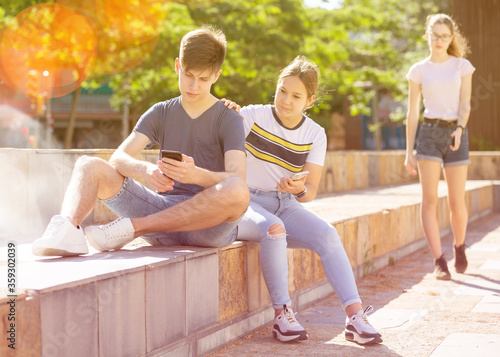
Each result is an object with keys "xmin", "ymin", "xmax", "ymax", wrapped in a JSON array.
[{"xmin": 211, "ymin": 213, "xmax": 500, "ymax": 357}]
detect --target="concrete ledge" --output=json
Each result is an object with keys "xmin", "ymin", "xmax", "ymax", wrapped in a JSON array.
[
  {"xmin": 0, "ymin": 149, "xmax": 158, "ymax": 243},
  {"xmin": 305, "ymin": 180, "xmax": 494, "ymax": 279},
  {"xmin": 2, "ymin": 149, "xmax": 499, "ymax": 244},
  {"xmin": 0, "ymin": 180, "xmax": 495, "ymax": 357},
  {"xmin": 494, "ymin": 180, "xmax": 500, "ymax": 212},
  {"xmin": 318, "ymin": 150, "xmax": 500, "ymax": 193}
]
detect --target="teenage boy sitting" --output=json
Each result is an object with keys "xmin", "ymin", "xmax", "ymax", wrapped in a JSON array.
[{"xmin": 32, "ymin": 26, "xmax": 249, "ymax": 256}]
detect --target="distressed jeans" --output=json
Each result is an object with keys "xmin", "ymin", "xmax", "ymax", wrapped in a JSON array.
[{"xmin": 237, "ymin": 188, "xmax": 362, "ymax": 310}]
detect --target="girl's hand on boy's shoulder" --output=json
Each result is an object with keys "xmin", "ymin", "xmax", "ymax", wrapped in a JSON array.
[{"xmin": 220, "ymin": 98, "xmax": 242, "ymax": 117}]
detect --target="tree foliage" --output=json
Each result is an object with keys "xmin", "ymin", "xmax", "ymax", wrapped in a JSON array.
[
  {"xmin": 107, "ymin": 0, "xmax": 308, "ymax": 118},
  {"xmin": 1, "ymin": 0, "xmax": 451, "ymax": 126},
  {"xmin": 108, "ymin": 0, "xmax": 450, "ymax": 123},
  {"xmin": 303, "ymin": 0, "xmax": 450, "ymax": 122}
]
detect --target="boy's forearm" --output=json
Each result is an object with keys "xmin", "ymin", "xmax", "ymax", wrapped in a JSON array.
[
  {"xmin": 192, "ymin": 167, "xmax": 243, "ymax": 188},
  {"xmin": 190, "ymin": 149, "xmax": 246, "ymax": 187},
  {"xmin": 110, "ymin": 151, "xmax": 154, "ymax": 180}
]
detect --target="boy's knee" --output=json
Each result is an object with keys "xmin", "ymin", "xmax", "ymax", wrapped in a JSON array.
[
  {"xmin": 74, "ymin": 156, "xmax": 118, "ymax": 184},
  {"xmin": 75, "ymin": 155, "xmax": 107, "ymax": 172},
  {"xmin": 222, "ymin": 177, "xmax": 250, "ymax": 208},
  {"xmin": 266, "ymin": 223, "xmax": 286, "ymax": 240}
]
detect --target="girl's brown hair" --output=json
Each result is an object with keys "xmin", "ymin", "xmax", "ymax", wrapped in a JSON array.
[
  {"xmin": 278, "ymin": 55, "xmax": 320, "ymax": 107},
  {"xmin": 426, "ymin": 13, "xmax": 470, "ymax": 58}
]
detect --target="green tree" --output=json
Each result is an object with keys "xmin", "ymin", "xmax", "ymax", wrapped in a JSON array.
[
  {"xmin": 1, "ymin": 0, "xmax": 452, "ymax": 143},
  {"xmin": 108, "ymin": 0, "xmax": 450, "ymax": 124},
  {"xmin": 302, "ymin": 0, "xmax": 451, "ymax": 125},
  {"xmin": 107, "ymin": 0, "xmax": 308, "ymax": 118}
]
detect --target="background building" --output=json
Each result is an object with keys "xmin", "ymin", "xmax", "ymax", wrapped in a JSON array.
[{"xmin": 453, "ymin": 0, "xmax": 500, "ymax": 150}]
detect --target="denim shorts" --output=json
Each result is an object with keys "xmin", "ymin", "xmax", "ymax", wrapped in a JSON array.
[
  {"xmin": 100, "ymin": 177, "xmax": 240, "ymax": 247},
  {"xmin": 416, "ymin": 122, "xmax": 471, "ymax": 167}
]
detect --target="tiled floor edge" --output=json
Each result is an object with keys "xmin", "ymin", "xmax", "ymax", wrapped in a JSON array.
[
  {"xmin": 353, "ymin": 202, "xmax": 491, "ymax": 282},
  {"xmin": 494, "ymin": 181, "xmax": 500, "ymax": 212},
  {"xmin": 144, "ymin": 306, "xmax": 275, "ymax": 357},
  {"xmin": 294, "ymin": 282, "xmax": 335, "ymax": 314},
  {"xmin": 167, "ymin": 282, "xmax": 334, "ymax": 357},
  {"xmin": 193, "ymin": 282, "xmax": 334, "ymax": 357}
]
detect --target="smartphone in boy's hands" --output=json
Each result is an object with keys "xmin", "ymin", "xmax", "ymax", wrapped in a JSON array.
[
  {"xmin": 161, "ymin": 150, "xmax": 183, "ymax": 162},
  {"xmin": 161, "ymin": 150, "xmax": 182, "ymax": 179}
]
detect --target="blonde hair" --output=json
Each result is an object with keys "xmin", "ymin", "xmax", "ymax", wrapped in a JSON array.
[
  {"xmin": 426, "ymin": 13, "xmax": 470, "ymax": 58},
  {"xmin": 179, "ymin": 26, "xmax": 226, "ymax": 74},
  {"xmin": 278, "ymin": 55, "xmax": 320, "ymax": 108}
]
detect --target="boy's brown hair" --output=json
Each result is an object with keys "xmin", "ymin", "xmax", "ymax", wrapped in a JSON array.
[{"xmin": 179, "ymin": 26, "xmax": 226, "ymax": 74}]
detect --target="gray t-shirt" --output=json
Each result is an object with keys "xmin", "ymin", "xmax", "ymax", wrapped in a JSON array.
[{"xmin": 134, "ymin": 96, "xmax": 245, "ymax": 196}]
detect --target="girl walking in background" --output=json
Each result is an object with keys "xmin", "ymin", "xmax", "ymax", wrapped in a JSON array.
[{"xmin": 405, "ymin": 14, "xmax": 475, "ymax": 280}]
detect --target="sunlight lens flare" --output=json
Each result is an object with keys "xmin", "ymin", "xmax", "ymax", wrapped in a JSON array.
[
  {"xmin": 0, "ymin": 4, "xmax": 98, "ymax": 98},
  {"xmin": 57, "ymin": 0, "xmax": 167, "ymax": 75}
]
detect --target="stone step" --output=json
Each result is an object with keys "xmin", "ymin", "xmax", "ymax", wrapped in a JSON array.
[{"xmin": 0, "ymin": 180, "xmax": 497, "ymax": 357}]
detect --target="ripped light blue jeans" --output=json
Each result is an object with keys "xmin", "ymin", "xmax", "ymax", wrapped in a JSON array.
[{"xmin": 237, "ymin": 188, "xmax": 362, "ymax": 310}]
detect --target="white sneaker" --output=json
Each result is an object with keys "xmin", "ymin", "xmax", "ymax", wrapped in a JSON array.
[
  {"xmin": 345, "ymin": 306, "xmax": 383, "ymax": 345},
  {"xmin": 32, "ymin": 215, "xmax": 88, "ymax": 256},
  {"xmin": 272, "ymin": 305, "xmax": 308, "ymax": 342},
  {"xmin": 84, "ymin": 217, "xmax": 135, "ymax": 252}
]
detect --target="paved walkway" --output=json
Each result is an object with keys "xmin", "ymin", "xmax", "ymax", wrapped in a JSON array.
[{"xmin": 211, "ymin": 212, "xmax": 500, "ymax": 357}]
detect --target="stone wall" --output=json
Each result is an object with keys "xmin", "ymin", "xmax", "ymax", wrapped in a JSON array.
[
  {"xmin": 0, "ymin": 180, "xmax": 495, "ymax": 357},
  {"xmin": 0, "ymin": 146, "xmax": 498, "ymax": 357},
  {"xmin": 1, "ymin": 148, "xmax": 499, "ymax": 243}
]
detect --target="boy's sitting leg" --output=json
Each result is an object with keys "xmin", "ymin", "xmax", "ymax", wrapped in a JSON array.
[
  {"xmin": 84, "ymin": 176, "xmax": 250, "ymax": 251},
  {"xmin": 32, "ymin": 156, "xmax": 126, "ymax": 256}
]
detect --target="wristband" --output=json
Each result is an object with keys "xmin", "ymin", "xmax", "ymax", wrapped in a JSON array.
[
  {"xmin": 295, "ymin": 186, "xmax": 307, "ymax": 198},
  {"xmin": 456, "ymin": 125, "xmax": 465, "ymax": 132}
]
